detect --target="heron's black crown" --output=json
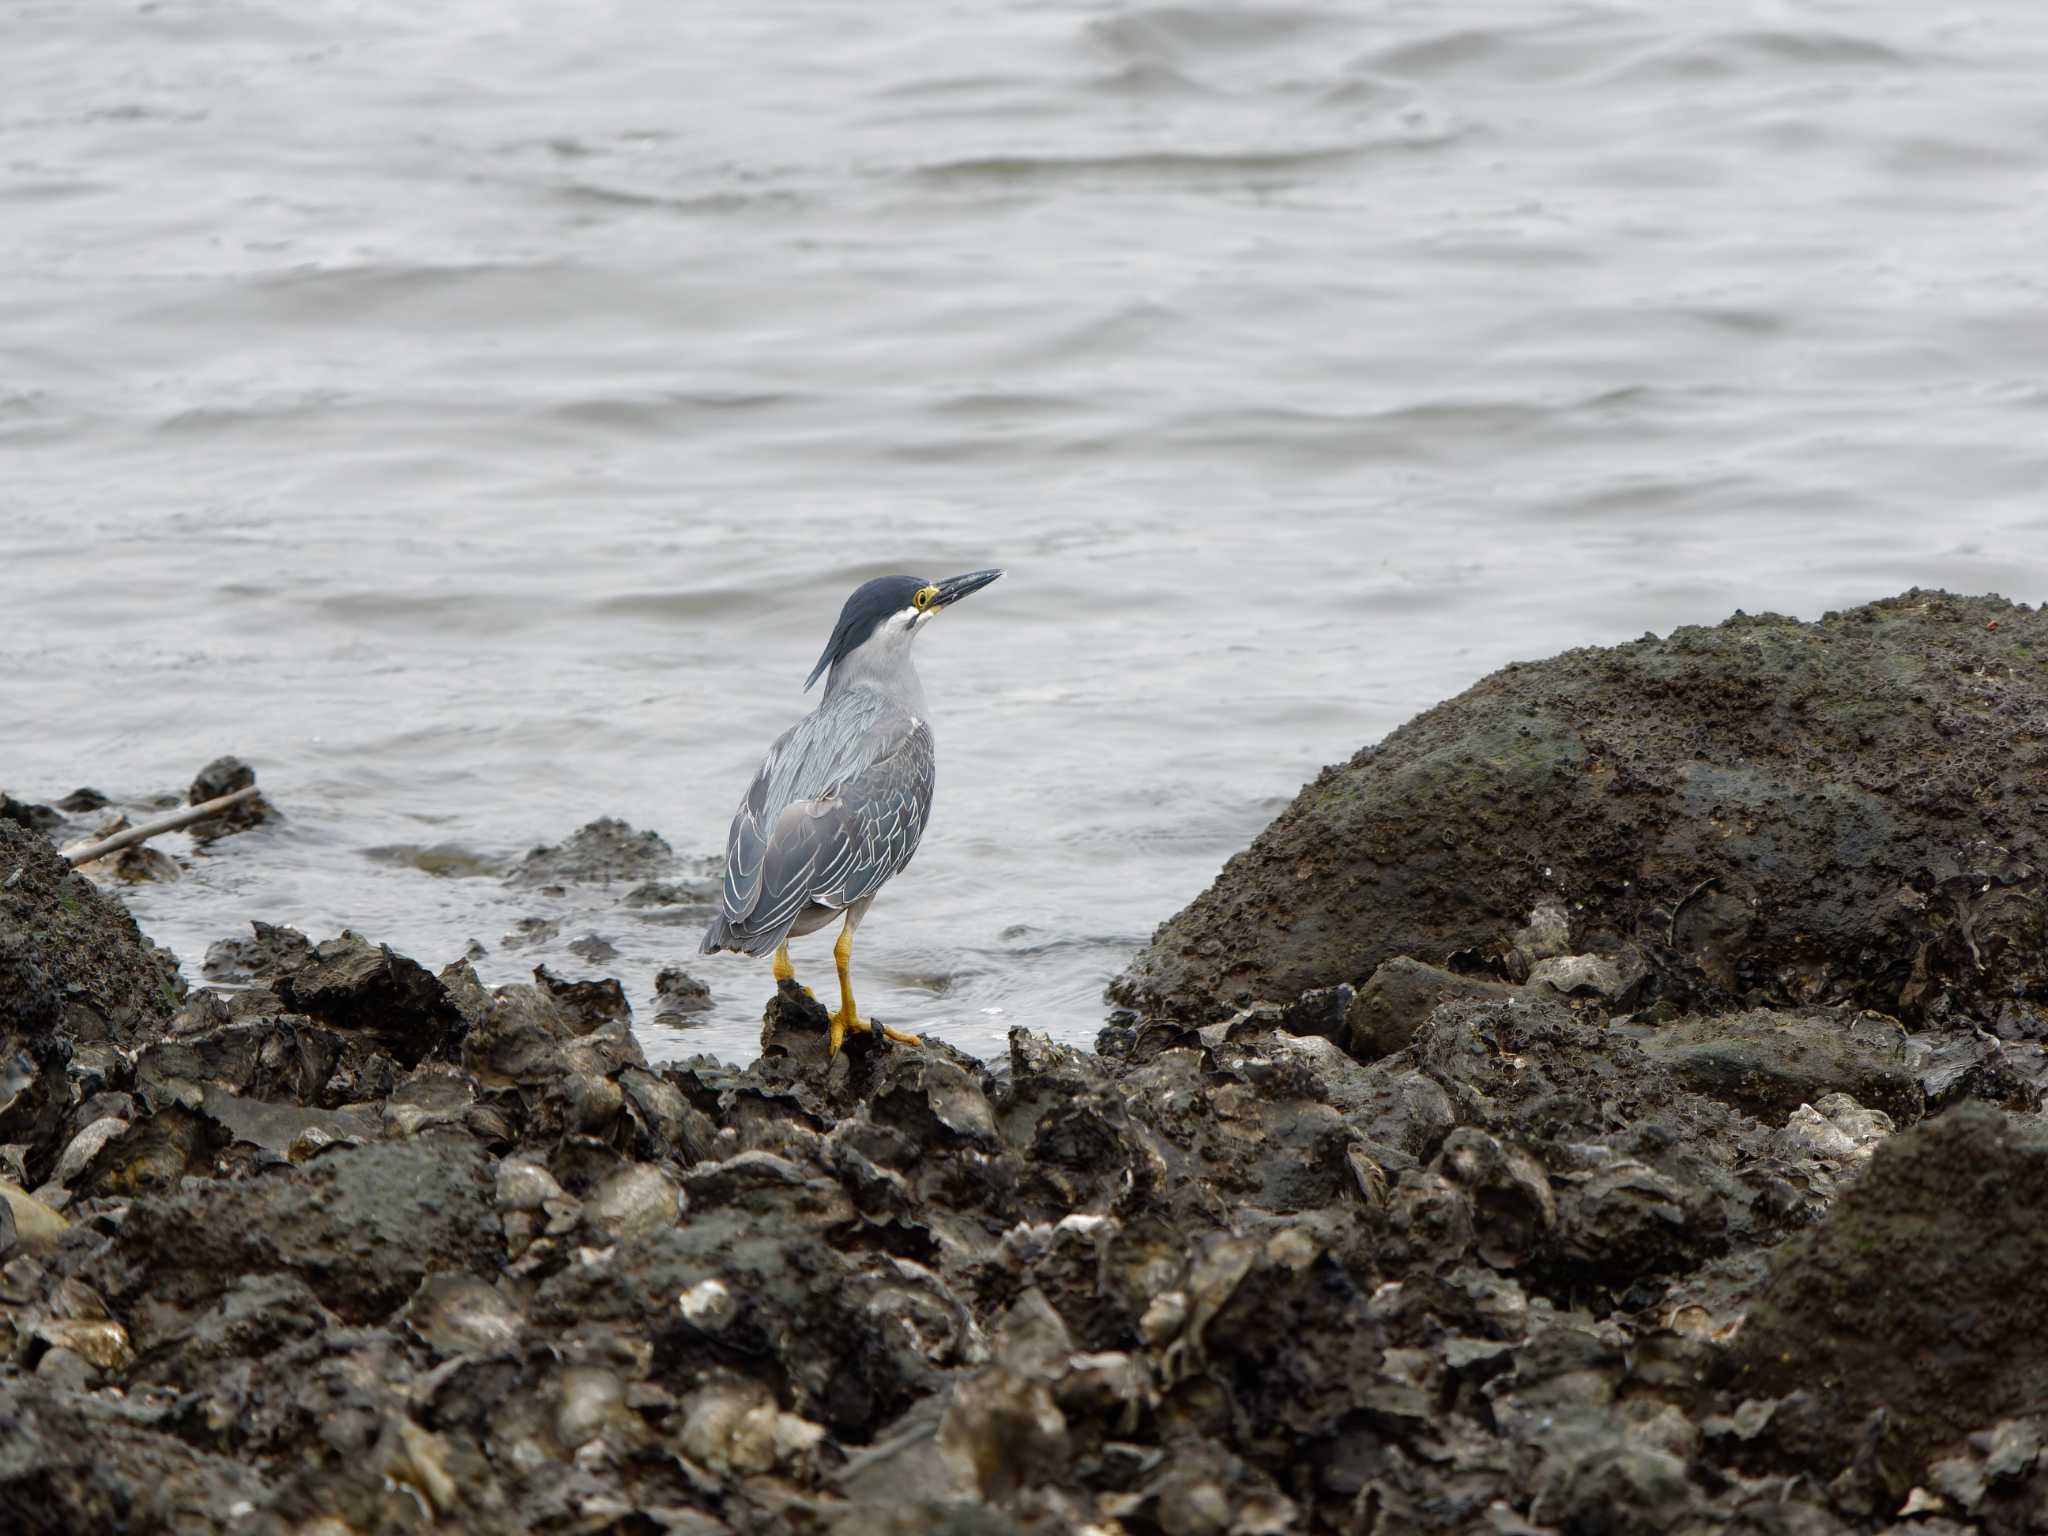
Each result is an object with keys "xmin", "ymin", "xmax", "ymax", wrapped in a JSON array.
[{"xmin": 805, "ymin": 575, "xmax": 927, "ymax": 691}]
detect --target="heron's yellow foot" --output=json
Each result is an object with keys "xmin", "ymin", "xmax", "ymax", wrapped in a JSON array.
[
  {"xmin": 826, "ymin": 1006, "xmax": 923, "ymax": 1055},
  {"xmin": 827, "ymin": 925, "xmax": 921, "ymax": 1055}
]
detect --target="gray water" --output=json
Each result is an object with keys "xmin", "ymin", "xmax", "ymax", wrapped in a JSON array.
[{"xmin": 8, "ymin": 0, "xmax": 2048, "ymax": 1062}]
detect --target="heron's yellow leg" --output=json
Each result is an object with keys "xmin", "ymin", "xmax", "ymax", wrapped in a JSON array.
[
  {"xmin": 828, "ymin": 925, "xmax": 920, "ymax": 1055},
  {"xmin": 772, "ymin": 941, "xmax": 815, "ymax": 998}
]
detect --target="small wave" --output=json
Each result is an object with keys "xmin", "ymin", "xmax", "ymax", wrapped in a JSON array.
[
  {"xmin": 1601, "ymin": 27, "xmax": 1923, "ymax": 85},
  {"xmin": 547, "ymin": 181, "xmax": 795, "ymax": 216},
  {"xmin": 1146, "ymin": 399, "xmax": 1568, "ymax": 466},
  {"xmin": 157, "ymin": 394, "xmax": 350, "ymax": 435},
  {"xmin": 590, "ymin": 588, "xmax": 762, "ymax": 623},
  {"xmin": 928, "ymin": 390, "xmax": 1084, "ymax": 420},
  {"xmin": 1085, "ymin": 5, "xmax": 1350, "ymax": 66},
  {"xmin": 911, "ymin": 135, "xmax": 1452, "ymax": 187},
  {"xmin": 1087, "ymin": 60, "xmax": 1214, "ymax": 99},
  {"xmin": 545, "ymin": 391, "xmax": 809, "ymax": 434},
  {"xmin": 310, "ymin": 590, "xmax": 532, "ymax": 634}
]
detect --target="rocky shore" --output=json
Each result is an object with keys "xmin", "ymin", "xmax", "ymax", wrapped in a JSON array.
[{"xmin": 3, "ymin": 590, "xmax": 2046, "ymax": 1534}]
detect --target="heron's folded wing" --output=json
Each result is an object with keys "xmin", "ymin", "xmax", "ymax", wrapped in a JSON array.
[
  {"xmin": 717, "ymin": 718, "xmax": 803, "ymax": 926},
  {"xmin": 744, "ymin": 716, "xmax": 936, "ymax": 939}
]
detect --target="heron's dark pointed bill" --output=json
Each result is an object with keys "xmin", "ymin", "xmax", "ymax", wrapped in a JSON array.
[{"xmin": 933, "ymin": 569, "xmax": 1003, "ymax": 608}]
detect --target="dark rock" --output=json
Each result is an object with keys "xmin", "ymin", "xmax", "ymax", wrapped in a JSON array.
[
  {"xmin": 185, "ymin": 754, "xmax": 274, "ymax": 843},
  {"xmin": 136, "ymin": 1013, "xmax": 367, "ymax": 1108},
  {"xmin": 0, "ymin": 820, "xmax": 184, "ymax": 1047},
  {"xmin": 200, "ymin": 919, "xmax": 314, "ymax": 982},
  {"xmin": 55, "ymin": 788, "xmax": 109, "ymax": 814},
  {"xmin": 13, "ymin": 735, "xmax": 2033, "ymax": 1536},
  {"xmin": 1115, "ymin": 592, "xmax": 2048, "ymax": 1025},
  {"xmin": 533, "ymin": 963, "xmax": 630, "ymax": 1032},
  {"xmin": 361, "ymin": 840, "xmax": 506, "ymax": 878},
  {"xmin": 0, "ymin": 796, "xmax": 62, "ymax": 834},
  {"xmin": 84, "ymin": 1137, "xmax": 500, "ymax": 1342},
  {"xmin": 1636, "ymin": 1007, "xmax": 1922, "ymax": 1122},
  {"xmin": 1343, "ymin": 957, "xmax": 1518, "ymax": 1059},
  {"xmin": 499, "ymin": 915, "xmax": 560, "ymax": 950},
  {"xmin": 1739, "ymin": 1103, "xmax": 2048, "ymax": 1475},
  {"xmin": 508, "ymin": 816, "xmax": 675, "ymax": 888},
  {"xmin": 624, "ymin": 877, "xmax": 718, "ymax": 910},
  {"xmin": 188, "ymin": 756, "xmax": 255, "ymax": 803},
  {"xmin": 274, "ymin": 930, "xmax": 467, "ymax": 1066},
  {"xmin": 104, "ymin": 842, "xmax": 179, "ymax": 883},
  {"xmin": 1914, "ymin": 1030, "xmax": 2047, "ymax": 1114},
  {"xmin": 566, "ymin": 932, "xmax": 618, "ymax": 963},
  {"xmin": 654, "ymin": 965, "xmax": 714, "ymax": 1017},
  {"xmin": 0, "ymin": 1035, "xmax": 74, "ymax": 1187},
  {"xmin": 1278, "ymin": 981, "xmax": 1354, "ymax": 1045},
  {"xmin": 0, "ymin": 1379, "xmax": 272, "ymax": 1533}
]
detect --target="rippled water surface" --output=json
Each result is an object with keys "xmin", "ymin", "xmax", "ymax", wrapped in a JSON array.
[{"xmin": 9, "ymin": 1, "xmax": 2048, "ymax": 1061}]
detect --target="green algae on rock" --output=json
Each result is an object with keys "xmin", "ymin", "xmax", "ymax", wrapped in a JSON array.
[
  {"xmin": 1112, "ymin": 590, "xmax": 2048, "ymax": 1027},
  {"xmin": 1737, "ymin": 1102, "xmax": 2048, "ymax": 1477},
  {"xmin": 0, "ymin": 820, "xmax": 184, "ymax": 1046}
]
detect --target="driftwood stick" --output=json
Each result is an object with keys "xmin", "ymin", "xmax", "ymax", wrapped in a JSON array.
[{"xmin": 62, "ymin": 786, "xmax": 261, "ymax": 868}]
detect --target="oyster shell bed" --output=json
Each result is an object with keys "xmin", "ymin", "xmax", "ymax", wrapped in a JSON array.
[{"xmin": 3, "ymin": 591, "xmax": 2048, "ymax": 1534}]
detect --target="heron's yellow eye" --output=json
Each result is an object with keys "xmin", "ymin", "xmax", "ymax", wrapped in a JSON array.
[{"xmin": 913, "ymin": 585, "xmax": 940, "ymax": 611}]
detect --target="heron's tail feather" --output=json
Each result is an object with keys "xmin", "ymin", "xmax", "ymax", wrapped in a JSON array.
[{"xmin": 699, "ymin": 915, "xmax": 731, "ymax": 956}]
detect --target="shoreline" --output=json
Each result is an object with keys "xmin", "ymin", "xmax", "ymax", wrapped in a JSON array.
[{"xmin": 3, "ymin": 588, "xmax": 2045, "ymax": 1533}]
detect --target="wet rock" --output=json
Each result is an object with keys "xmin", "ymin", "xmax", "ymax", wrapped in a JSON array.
[
  {"xmin": 274, "ymin": 930, "xmax": 468, "ymax": 1066},
  {"xmin": 0, "ymin": 820, "xmax": 183, "ymax": 1046},
  {"xmin": 104, "ymin": 841, "xmax": 180, "ymax": 882},
  {"xmin": 55, "ymin": 788, "xmax": 109, "ymax": 814},
  {"xmin": 1116, "ymin": 592, "xmax": 2048, "ymax": 1026},
  {"xmin": 509, "ymin": 816, "xmax": 675, "ymax": 888},
  {"xmin": 500, "ymin": 915, "xmax": 561, "ymax": 950},
  {"xmin": 1739, "ymin": 1103, "xmax": 2048, "ymax": 1474},
  {"xmin": 361, "ymin": 840, "xmax": 506, "ymax": 878},
  {"xmin": 654, "ymin": 965, "xmax": 713, "ymax": 1019},
  {"xmin": 1637, "ymin": 1007, "xmax": 1921, "ymax": 1121},
  {"xmin": 625, "ymin": 877, "xmax": 719, "ymax": 912},
  {"xmin": 566, "ymin": 931, "xmax": 618, "ymax": 962},
  {"xmin": 0, "ymin": 795, "xmax": 63, "ymax": 833},
  {"xmin": 186, "ymin": 754, "xmax": 274, "ymax": 843},
  {"xmin": 200, "ymin": 919, "xmax": 314, "ymax": 982}
]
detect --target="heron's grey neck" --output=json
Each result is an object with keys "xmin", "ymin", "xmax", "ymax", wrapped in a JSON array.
[{"xmin": 824, "ymin": 650, "xmax": 927, "ymax": 716}]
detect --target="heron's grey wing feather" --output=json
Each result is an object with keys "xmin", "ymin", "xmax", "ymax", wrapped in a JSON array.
[
  {"xmin": 741, "ymin": 714, "xmax": 935, "ymax": 941},
  {"xmin": 717, "ymin": 718, "xmax": 804, "ymax": 926}
]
